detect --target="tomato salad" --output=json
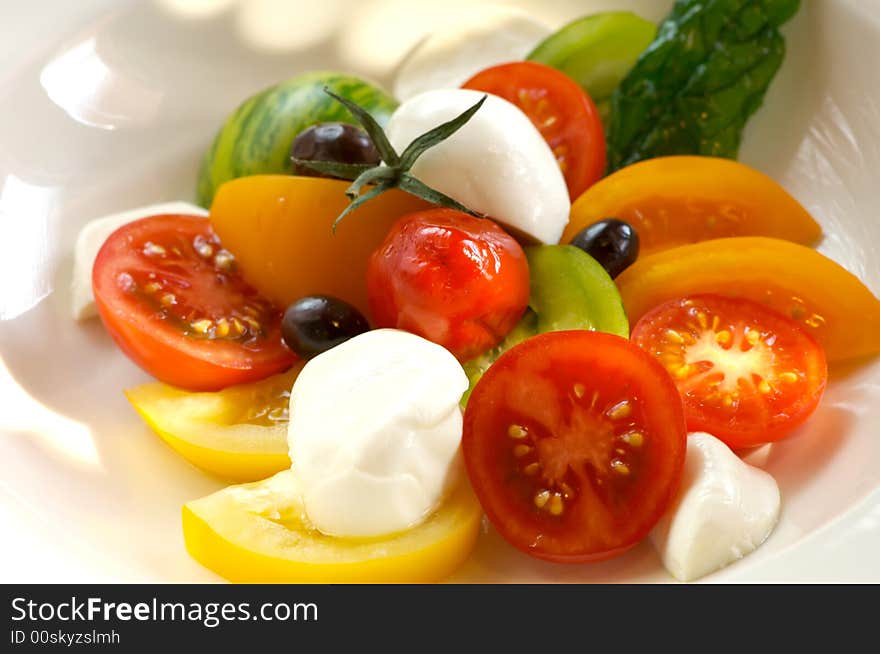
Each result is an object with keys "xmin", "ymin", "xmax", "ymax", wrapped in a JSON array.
[{"xmin": 73, "ymin": 1, "xmax": 880, "ymax": 583}]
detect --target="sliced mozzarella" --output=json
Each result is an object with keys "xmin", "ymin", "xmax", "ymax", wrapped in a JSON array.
[
  {"xmin": 386, "ymin": 89, "xmax": 570, "ymax": 244},
  {"xmin": 287, "ymin": 329, "xmax": 468, "ymax": 538},
  {"xmin": 651, "ymin": 432, "xmax": 781, "ymax": 582},
  {"xmin": 393, "ymin": 5, "xmax": 551, "ymax": 101},
  {"xmin": 71, "ymin": 202, "xmax": 208, "ymax": 320}
]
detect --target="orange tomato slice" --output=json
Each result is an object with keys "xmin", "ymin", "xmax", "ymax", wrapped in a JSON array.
[
  {"xmin": 562, "ymin": 157, "xmax": 822, "ymax": 254},
  {"xmin": 210, "ymin": 176, "xmax": 429, "ymax": 318},
  {"xmin": 183, "ymin": 471, "xmax": 482, "ymax": 583},
  {"xmin": 616, "ymin": 237, "xmax": 880, "ymax": 363}
]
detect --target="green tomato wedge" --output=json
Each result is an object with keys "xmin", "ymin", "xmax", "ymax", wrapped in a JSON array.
[
  {"xmin": 462, "ymin": 245, "xmax": 629, "ymax": 405},
  {"xmin": 527, "ymin": 244, "xmax": 629, "ymax": 337},
  {"xmin": 527, "ymin": 11, "xmax": 656, "ymax": 114}
]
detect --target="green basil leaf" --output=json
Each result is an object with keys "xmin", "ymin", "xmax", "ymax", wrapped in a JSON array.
[{"xmin": 606, "ymin": 0, "xmax": 800, "ymax": 172}]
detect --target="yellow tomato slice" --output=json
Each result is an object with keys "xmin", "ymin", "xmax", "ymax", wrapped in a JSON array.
[
  {"xmin": 616, "ymin": 237, "xmax": 880, "ymax": 363},
  {"xmin": 183, "ymin": 471, "xmax": 482, "ymax": 583},
  {"xmin": 125, "ymin": 367, "xmax": 301, "ymax": 482},
  {"xmin": 562, "ymin": 157, "xmax": 822, "ymax": 254},
  {"xmin": 210, "ymin": 175, "xmax": 429, "ymax": 318}
]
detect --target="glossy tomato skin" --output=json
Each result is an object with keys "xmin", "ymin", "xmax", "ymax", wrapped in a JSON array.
[
  {"xmin": 462, "ymin": 61, "xmax": 606, "ymax": 199},
  {"xmin": 367, "ymin": 209, "xmax": 530, "ymax": 361},
  {"xmin": 631, "ymin": 294, "xmax": 828, "ymax": 448},
  {"xmin": 93, "ymin": 214, "xmax": 296, "ymax": 391},
  {"xmin": 463, "ymin": 330, "xmax": 686, "ymax": 563}
]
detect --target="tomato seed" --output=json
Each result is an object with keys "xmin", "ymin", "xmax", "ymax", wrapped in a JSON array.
[
  {"xmin": 193, "ymin": 235, "xmax": 214, "ymax": 258},
  {"xmin": 674, "ymin": 364, "xmax": 692, "ymax": 380},
  {"xmin": 533, "ymin": 490, "xmax": 550, "ymax": 509},
  {"xmin": 214, "ymin": 250, "xmax": 235, "ymax": 271},
  {"xmin": 715, "ymin": 330, "xmax": 732, "ymax": 345},
  {"xmin": 143, "ymin": 242, "xmax": 166, "ymax": 257},
  {"xmin": 606, "ymin": 400, "xmax": 632, "ymax": 421},
  {"xmin": 191, "ymin": 319, "xmax": 212, "ymax": 334},
  {"xmin": 621, "ymin": 431, "xmax": 644, "ymax": 447},
  {"xmin": 117, "ymin": 272, "xmax": 136, "ymax": 292},
  {"xmin": 665, "ymin": 328, "xmax": 685, "ymax": 344},
  {"xmin": 745, "ymin": 329, "xmax": 761, "ymax": 346}
]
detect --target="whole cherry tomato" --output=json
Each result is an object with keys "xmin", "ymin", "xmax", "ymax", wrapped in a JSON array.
[{"xmin": 367, "ymin": 209, "xmax": 530, "ymax": 361}]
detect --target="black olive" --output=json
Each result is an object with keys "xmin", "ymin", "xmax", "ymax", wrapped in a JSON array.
[
  {"xmin": 570, "ymin": 218, "xmax": 640, "ymax": 278},
  {"xmin": 290, "ymin": 122, "xmax": 381, "ymax": 177},
  {"xmin": 281, "ymin": 295, "xmax": 370, "ymax": 358}
]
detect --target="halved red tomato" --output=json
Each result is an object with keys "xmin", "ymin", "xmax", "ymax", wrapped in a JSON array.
[
  {"xmin": 93, "ymin": 214, "xmax": 296, "ymax": 391},
  {"xmin": 462, "ymin": 61, "xmax": 606, "ymax": 200},
  {"xmin": 631, "ymin": 295, "xmax": 828, "ymax": 448},
  {"xmin": 462, "ymin": 330, "xmax": 686, "ymax": 563}
]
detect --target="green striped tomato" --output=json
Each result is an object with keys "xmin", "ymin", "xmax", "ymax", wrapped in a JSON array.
[{"xmin": 196, "ymin": 72, "xmax": 398, "ymax": 207}]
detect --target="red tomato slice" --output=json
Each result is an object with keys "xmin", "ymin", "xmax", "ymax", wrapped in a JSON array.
[
  {"xmin": 462, "ymin": 331, "xmax": 686, "ymax": 563},
  {"xmin": 631, "ymin": 295, "xmax": 828, "ymax": 448},
  {"xmin": 462, "ymin": 61, "xmax": 606, "ymax": 200},
  {"xmin": 93, "ymin": 214, "xmax": 296, "ymax": 391}
]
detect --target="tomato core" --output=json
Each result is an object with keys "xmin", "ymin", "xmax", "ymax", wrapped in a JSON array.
[{"xmin": 632, "ymin": 295, "xmax": 827, "ymax": 447}]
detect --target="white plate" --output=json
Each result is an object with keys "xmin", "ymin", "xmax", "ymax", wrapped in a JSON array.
[{"xmin": 1, "ymin": 0, "xmax": 879, "ymax": 583}]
